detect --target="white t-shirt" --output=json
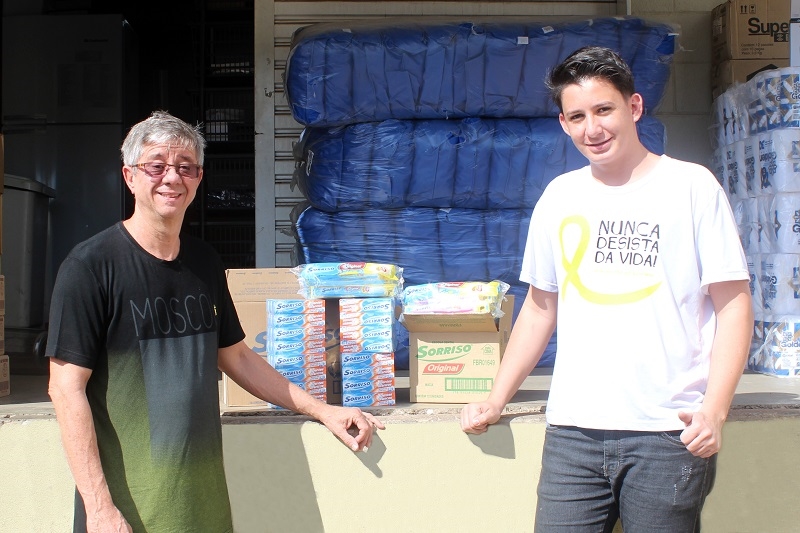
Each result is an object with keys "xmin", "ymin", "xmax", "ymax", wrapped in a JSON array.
[{"xmin": 522, "ymin": 155, "xmax": 749, "ymax": 431}]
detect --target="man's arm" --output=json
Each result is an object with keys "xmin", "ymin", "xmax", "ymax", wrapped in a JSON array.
[
  {"xmin": 48, "ymin": 358, "xmax": 132, "ymax": 533},
  {"xmin": 218, "ymin": 341, "xmax": 384, "ymax": 451},
  {"xmin": 679, "ymin": 279, "xmax": 753, "ymax": 457},
  {"xmin": 461, "ymin": 286, "xmax": 558, "ymax": 434}
]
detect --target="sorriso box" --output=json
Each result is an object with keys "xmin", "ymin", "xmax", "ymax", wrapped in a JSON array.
[
  {"xmin": 712, "ymin": 0, "xmax": 791, "ymax": 60},
  {"xmin": 404, "ymin": 296, "xmax": 513, "ymax": 403},
  {"xmin": 222, "ymin": 268, "xmax": 342, "ymax": 407}
]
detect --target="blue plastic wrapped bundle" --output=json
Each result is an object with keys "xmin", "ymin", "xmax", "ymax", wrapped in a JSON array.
[
  {"xmin": 504, "ymin": 283, "xmax": 557, "ymax": 366},
  {"xmin": 285, "ymin": 17, "xmax": 677, "ymax": 126},
  {"xmin": 293, "ymin": 115, "xmax": 666, "ymax": 211},
  {"xmin": 293, "ymin": 205, "xmax": 533, "ymax": 291}
]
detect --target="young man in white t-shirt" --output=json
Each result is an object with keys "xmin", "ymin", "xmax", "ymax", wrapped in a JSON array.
[{"xmin": 461, "ymin": 46, "xmax": 753, "ymax": 532}]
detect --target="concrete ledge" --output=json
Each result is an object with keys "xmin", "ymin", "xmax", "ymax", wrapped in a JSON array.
[{"xmin": 2, "ymin": 370, "xmax": 799, "ymax": 532}]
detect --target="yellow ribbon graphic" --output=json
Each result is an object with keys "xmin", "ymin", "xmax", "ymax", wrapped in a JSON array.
[{"xmin": 559, "ymin": 215, "xmax": 661, "ymax": 305}]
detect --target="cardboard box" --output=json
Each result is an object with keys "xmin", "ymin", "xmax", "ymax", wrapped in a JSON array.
[
  {"xmin": 0, "ymin": 354, "xmax": 9, "ymax": 398},
  {"xmin": 222, "ymin": 268, "xmax": 343, "ymax": 407},
  {"xmin": 405, "ymin": 297, "xmax": 513, "ymax": 403},
  {"xmin": 224, "ymin": 268, "xmax": 301, "ymax": 407},
  {"xmin": 0, "ymin": 275, "xmax": 4, "ymax": 316},
  {"xmin": 711, "ymin": 58, "xmax": 789, "ymax": 97},
  {"xmin": 712, "ymin": 0, "xmax": 791, "ymax": 60},
  {"xmin": 0, "ymin": 315, "xmax": 4, "ymax": 355}
]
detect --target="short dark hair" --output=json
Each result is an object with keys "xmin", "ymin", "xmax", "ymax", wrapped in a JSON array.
[{"xmin": 546, "ymin": 46, "xmax": 636, "ymax": 112}]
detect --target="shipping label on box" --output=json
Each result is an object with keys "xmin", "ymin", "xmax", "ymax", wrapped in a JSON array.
[
  {"xmin": 0, "ymin": 354, "xmax": 9, "ymax": 398},
  {"xmin": 405, "ymin": 297, "xmax": 513, "ymax": 404},
  {"xmin": 226, "ymin": 268, "xmax": 301, "ymax": 302},
  {"xmin": 713, "ymin": 0, "xmax": 791, "ymax": 60}
]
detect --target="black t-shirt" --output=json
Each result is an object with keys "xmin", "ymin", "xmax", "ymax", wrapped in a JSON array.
[{"xmin": 46, "ymin": 222, "xmax": 245, "ymax": 533}]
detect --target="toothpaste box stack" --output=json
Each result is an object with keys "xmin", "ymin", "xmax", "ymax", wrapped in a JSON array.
[
  {"xmin": 267, "ymin": 299, "xmax": 327, "ymax": 405},
  {"xmin": 339, "ymin": 298, "xmax": 396, "ymax": 407}
]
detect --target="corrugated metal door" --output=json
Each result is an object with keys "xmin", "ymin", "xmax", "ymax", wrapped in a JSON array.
[{"xmin": 254, "ymin": 0, "xmax": 621, "ymax": 267}]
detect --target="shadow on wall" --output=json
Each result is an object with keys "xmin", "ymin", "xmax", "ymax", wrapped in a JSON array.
[{"xmin": 223, "ymin": 423, "xmax": 326, "ymax": 532}]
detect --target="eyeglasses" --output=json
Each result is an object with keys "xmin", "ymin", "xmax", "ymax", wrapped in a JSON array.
[{"xmin": 134, "ymin": 162, "xmax": 202, "ymax": 179}]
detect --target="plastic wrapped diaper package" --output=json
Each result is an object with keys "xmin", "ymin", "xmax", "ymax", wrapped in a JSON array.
[
  {"xmin": 749, "ymin": 315, "xmax": 800, "ymax": 377},
  {"xmin": 710, "ymin": 67, "xmax": 800, "ymax": 149},
  {"xmin": 715, "ymin": 67, "xmax": 800, "ymax": 379},
  {"xmin": 285, "ymin": 17, "xmax": 677, "ymax": 126}
]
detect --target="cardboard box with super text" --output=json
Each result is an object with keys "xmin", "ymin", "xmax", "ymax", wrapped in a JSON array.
[
  {"xmin": 712, "ymin": 0, "xmax": 791, "ymax": 60},
  {"xmin": 404, "ymin": 297, "xmax": 513, "ymax": 404}
]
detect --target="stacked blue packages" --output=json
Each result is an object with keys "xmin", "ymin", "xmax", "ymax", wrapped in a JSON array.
[
  {"xmin": 293, "ymin": 206, "xmax": 532, "ymax": 290},
  {"xmin": 293, "ymin": 115, "xmax": 666, "ymax": 211},
  {"xmin": 285, "ymin": 17, "xmax": 676, "ymax": 126}
]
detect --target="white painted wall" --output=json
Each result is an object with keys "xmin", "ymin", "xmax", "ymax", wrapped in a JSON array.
[
  {"xmin": 2, "ymin": 413, "xmax": 800, "ymax": 532},
  {"xmin": 630, "ymin": 0, "xmax": 723, "ymax": 166}
]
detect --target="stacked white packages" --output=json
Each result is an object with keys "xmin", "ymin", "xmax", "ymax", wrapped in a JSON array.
[
  {"xmin": 339, "ymin": 298, "xmax": 396, "ymax": 407},
  {"xmin": 712, "ymin": 67, "xmax": 800, "ymax": 376},
  {"xmin": 266, "ymin": 299, "xmax": 327, "ymax": 404}
]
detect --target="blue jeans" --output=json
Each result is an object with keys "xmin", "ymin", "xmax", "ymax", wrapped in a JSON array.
[{"xmin": 535, "ymin": 425, "xmax": 717, "ymax": 533}]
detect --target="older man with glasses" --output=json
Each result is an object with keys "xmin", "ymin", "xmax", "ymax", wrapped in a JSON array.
[{"xmin": 46, "ymin": 110, "xmax": 384, "ymax": 533}]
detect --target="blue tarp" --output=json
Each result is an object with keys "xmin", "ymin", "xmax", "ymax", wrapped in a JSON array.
[
  {"xmin": 294, "ymin": 206, "xmax": 532, "ymax": 290},
  {"xmin": 294, "ymin": 115, "xmax": 666, "ymax": 211},
  {"xmin": 285, "ymin": 17, "xmax": 676, "ymax": 126}
]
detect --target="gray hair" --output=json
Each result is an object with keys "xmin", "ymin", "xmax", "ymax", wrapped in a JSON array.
[{"xmin": 120, "ymin": 110, "xmax": 206, "ymax": 166}]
